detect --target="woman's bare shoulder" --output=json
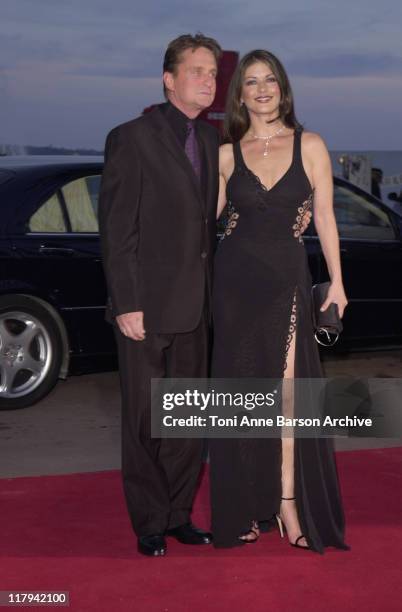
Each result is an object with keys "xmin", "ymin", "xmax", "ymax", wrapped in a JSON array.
[
  {"xmin": 301, "ymin": 131, "xmax": 331, "ymax": 168},
  {"xmin": 219, "ymin": 143, "xmax": 235, "ymax": 173},
  {"xmin": 301, "ymin": 130, "xmax": 328, "ymax": 151},
  {"xmin": 219, "ymin": 143, "xmax": 234, "ymax": 158}
]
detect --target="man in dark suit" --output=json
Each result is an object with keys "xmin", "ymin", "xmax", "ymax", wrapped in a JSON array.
[{"xmin": 99, "ymin": 34, "xmax": 221, "ymax": 556}]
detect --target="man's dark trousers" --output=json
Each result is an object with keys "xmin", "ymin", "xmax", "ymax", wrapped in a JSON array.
[{"xmin": 115, "ymin": 307, "xmax": 209, "ymax": 536}]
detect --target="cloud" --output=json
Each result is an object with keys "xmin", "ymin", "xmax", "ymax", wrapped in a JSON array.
[
  {"xmin": 287, "ymin": 53, "xmax": 402, "ymax": 78},
  {"xmin": 1, "ymin": 0, "xmax": 402, "ymax": 148}
]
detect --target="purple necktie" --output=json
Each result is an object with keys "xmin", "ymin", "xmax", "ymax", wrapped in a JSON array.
[{"xmin": 185, "ymin": 120, "xmax": 201, "ymax": 179}]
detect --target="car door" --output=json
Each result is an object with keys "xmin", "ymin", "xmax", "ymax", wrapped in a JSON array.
[
  {"xmin": 56, "ymin": 173, "xmax": 115, "ymax": 354},
  {"xmin": 10, "ymin": 171, "xmax": 115, "ymax": 355},
  {"xmin": 315, "ymin": 181, "xmax": 402, "ymax": 347}
]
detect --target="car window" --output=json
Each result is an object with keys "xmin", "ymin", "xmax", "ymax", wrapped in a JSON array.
[
  {"xmin": 61, "ymin": 175, "xmax": 100, "ymax": 233},
  {"xmin": 334, "ymin": 184, "xmax": 395, "ymax": 240},
  {"xmin": 28, "ymin": 193, "xmax": 67, "ymax": 233}
]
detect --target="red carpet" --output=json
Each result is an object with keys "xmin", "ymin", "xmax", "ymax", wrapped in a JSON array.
[{"xmin": 1, "ymin": 448, "xmax": 402, "ymax": 611}]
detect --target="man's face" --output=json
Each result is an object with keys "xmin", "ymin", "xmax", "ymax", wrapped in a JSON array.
[{"xmin": 164, "ymin": 47, "xmax": 218, "ymax": 117}]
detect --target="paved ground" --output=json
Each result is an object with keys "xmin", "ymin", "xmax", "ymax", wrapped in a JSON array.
[{"xmin": 0, "ymin": 350, "xmax": 401, "ymax": 478}]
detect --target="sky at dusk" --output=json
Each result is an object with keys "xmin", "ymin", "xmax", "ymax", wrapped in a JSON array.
[{"xmin": 1, "ymin": 0, "xmax": 402, "ymax": 150}]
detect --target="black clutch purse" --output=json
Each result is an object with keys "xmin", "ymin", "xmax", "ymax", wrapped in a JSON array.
[{"xmin": 311, "ymin": 282, "xmax": 343, "ymax": 346}]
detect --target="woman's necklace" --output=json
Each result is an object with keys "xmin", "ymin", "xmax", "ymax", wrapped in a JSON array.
[{"xmin": 251, "ymin": 125, "xmax": 285, "ymax": 157}]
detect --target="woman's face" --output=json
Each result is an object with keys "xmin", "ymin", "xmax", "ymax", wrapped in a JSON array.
[{"xmin": 240, "ymin": 61, "xmax": 281, "ymax": 117}]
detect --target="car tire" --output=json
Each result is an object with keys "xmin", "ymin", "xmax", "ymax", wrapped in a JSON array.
[{"xmin": 0, "ymin": 295, "xmax": 64, "ymax": 410}]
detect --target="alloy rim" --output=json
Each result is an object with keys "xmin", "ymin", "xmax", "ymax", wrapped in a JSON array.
[{"xmin": 0, "ymin": 311, "xmax": 53, "ymax": 399}]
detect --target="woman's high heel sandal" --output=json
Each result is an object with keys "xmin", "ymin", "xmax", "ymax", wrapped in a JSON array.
[
  {"xmin": 238, "ymin": 520, "xmax": 260, "ymax": 544},
  {"xmin": 275, "ymin": 497, "xmax": 310, "ymax": 550}
]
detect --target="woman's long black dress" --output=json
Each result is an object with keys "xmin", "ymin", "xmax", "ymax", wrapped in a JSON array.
[{"xmin": 209, "ymin": 127, "xmax": 348, "ymax": 553}]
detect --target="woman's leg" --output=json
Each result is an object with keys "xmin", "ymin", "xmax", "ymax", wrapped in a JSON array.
[{"xmin": 280, "ymin": 297, "xmax": 308, "ymax": 547}]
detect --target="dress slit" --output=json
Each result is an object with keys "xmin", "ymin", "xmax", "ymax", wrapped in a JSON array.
[{"xmin": 283, "ymin": 287, "xmax": 297, "ymax": 375}]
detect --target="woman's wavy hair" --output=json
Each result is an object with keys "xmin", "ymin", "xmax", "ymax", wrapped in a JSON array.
[{"xmin": 224, "ymin": 50, "xmax": 302, "ymax": 143}]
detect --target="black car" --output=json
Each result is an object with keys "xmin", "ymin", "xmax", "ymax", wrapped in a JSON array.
[{"xmin": 1, "ymin": 156, "xmax": 401, "ymax": 409}]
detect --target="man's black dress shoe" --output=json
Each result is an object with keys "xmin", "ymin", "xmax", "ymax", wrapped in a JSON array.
[
  {"xmin": 166, "ymin": 522, "xmax": 212, "ymax": 545},
  {"xmin": 137, "ymin": 534, "xmax": 167, "ymax": 557}
]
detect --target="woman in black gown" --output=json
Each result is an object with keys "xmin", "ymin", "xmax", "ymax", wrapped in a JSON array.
[{"xmin": 209, "ymin": 50, "xmax": 349, "ymax": 553}]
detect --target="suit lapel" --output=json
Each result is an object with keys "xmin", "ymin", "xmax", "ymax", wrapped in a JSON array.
[{"xmin": 148, "ymin": 108, "xmax": 204, "ymax": 208}]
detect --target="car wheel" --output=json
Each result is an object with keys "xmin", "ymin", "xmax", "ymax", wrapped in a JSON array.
[{"xmin": 0, "ymin": 295, "xmax": 64, "ymax": 409}]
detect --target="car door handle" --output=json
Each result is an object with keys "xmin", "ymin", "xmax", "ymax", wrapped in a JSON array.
[{"xmin": 39, "ymin": 246, "xmax": 75, "ymax": 256}]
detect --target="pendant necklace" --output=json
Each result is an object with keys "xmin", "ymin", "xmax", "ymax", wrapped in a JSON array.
[{"xmin": 252, "ymin": 125, "xmax": 285, "ymax": 157}]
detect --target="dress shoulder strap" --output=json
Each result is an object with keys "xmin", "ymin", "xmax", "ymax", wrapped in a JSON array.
[
  {"xmin": 232, "ymin": 141, "xmax": 245, "ymax": 170},
  {"xmin": 293, "ymin": 125, "xmax": 304, "ymax": 165}
]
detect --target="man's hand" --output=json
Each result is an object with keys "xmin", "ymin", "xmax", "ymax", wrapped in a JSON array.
[
  {"xmin": 116, "ymin": 311, "xmax": 146, "ymax": 341},
  {"xmin": 300, "ymin": 210, "xmax": 312, "ymax": 234}
]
